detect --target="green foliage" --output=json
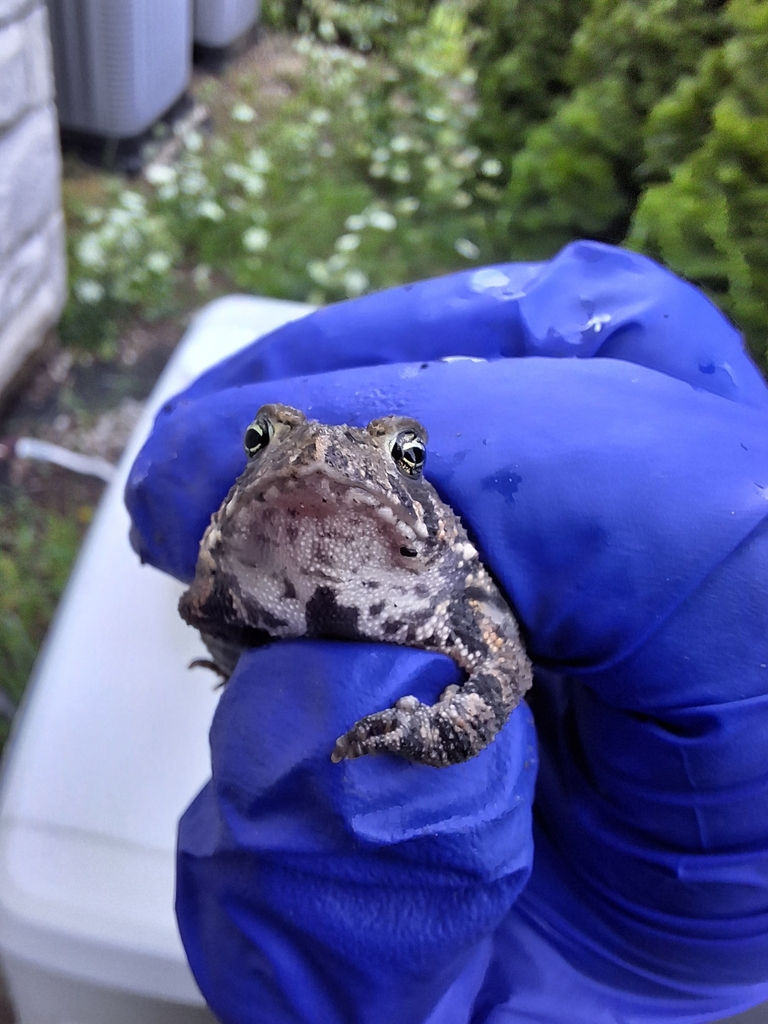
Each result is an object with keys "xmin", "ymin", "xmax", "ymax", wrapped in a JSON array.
[
  {"xmin": 63, "ymin": 1, "xmax": 497, "ymax": 339},
  {"xmin": 0, "ymin": 497, "xmax": 80, "ymax": 743},
  {"xmin": 61, "ymin": 187, "xmax": 180, "ymax": 349},
  {"xmin": 263, "ymin": 0, "xmax": 434, "ymax": 47},
  {"xmin": 62, "ymin": 0, "xmax": 768, "ymax": 371},
  {"xmin": 497, "ymin": 0, "xmax": 729, "ymax": 258},
  {"xmin": 470, "ymin": 0, "xmax": 590, "ymax": 161},
  {"xmin": 299, "ymin": 0, "xmax": 436, "ymax": 50},
  {"xmin": 261, "ymin": 0, "xmax": 304, "ymax": 28},
  {"xmin": 629, "ymin": 0, "xmax": 768, "ymax": 367}
]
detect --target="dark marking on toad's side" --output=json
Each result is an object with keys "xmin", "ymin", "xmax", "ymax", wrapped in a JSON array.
[
  {"xmin": 306, "ymin": 586, "xmax": 361, "ymax": 640},
  {"xmin": 179, "ymin": 403, "xmax": 533, "ymax": 767}
]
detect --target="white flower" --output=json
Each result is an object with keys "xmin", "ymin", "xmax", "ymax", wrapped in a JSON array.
[
  {"xmin": 372, "ymin": 147, "xmax": 390, "ymax": 163},
  {"xmin": 158, "ymin": 183, "xmax": 178, "ymax": 201},
  {"xmin": 121, "ymin": 227, "xmax": 141, "ymax": 249},
  {"xmin": 198, "ymin": 200, "xmax": 225, "ymax": 222},
  {"xmin": 368, "ymin": 162, "xmax": 387, "ymax": 178},
  {"xmin": 307, "ymin": 260, "xmax": 331, "ymax": 286},
  {"xmin": 390, "ymin": 162, "xmax": 411, "ymax": 183},
  {"xmin": 425, "ymin": 106, "xmax": 447, "ymax": 123},
  {"xmin": 145, "ymin": 163, "xmax": 177, "ymax": 186},
  {"xmin": 248, "ymin": 148, "xmax": 271, "ymax": 173},
  {"xmin": 451, "ymin": 190, "xmax": 472, "ymax": 208},
  {"xmin": 390, "ymin": 135, "xmax": 412, "ymax": 153},
  {"xmin": 368, "ymin": 210, "xmax": 397, "ymax": 231},
  {"xmin": 454, "ymin": 238, "xmax": 480, "ymax": 260},
  {"xmin": 180, "ymin": 171, "xmax": 207, "ymax": 195},
  {"xmin": 146, "ymin": 251, "xmax": 172, "ymax": 274},
  {"xmin": 309, "ymin": 108, "xmax": 331, "ymax": 125},
  {"xmin": 343, "ymin": 269, "xmax": 368, "ymax": 296},
  {"xmin": 480, "ymin": 158, "xmax": 503, "ymax": 177},
  {"xmin": 227, "ymin": 196, "xmax": 246, "ymax": 212},
  {"xmin": 99, "ymin": 223, "xmax": 119, "ymax": 245},
  {"xmin": 318, "ymin": 19, "xmax": 336, "ymax": 41},
  {"xmin": 231, "ymin": 103, "xmax": 256, "ymax": 123},
  {"xmin": 318, "ymin": 142, "xmax": 335, "ymax": 158},
  {"xmin": 183, "ymin": 130, "xmax": 203, "ymax": 152},
  {"xmin": 345, "ymin": 214, "xmax": 367, "ymax": 231},
  {"xmin": 335, "ymin": 233, "xmax": 360, "ymax": 252},
  {"xmin": 77, "ymin": 234, "xmax": 104, "ymax": 267},
  {"xmin": 395, "ymin": 197, "xmax": 420, "ymax": 214},
  {"xmin": 327, "ymin": 253, "xmax": 348, "ymax": 272},
  {"xmin": 107, "ymin": 208, "xmax": 132, "ymax": 228},
  {"xmin": 242, "ymin": 173, "xmax": 265, "ymax": 196},
  {"xmin": 193, "ymin": 264, "xmax": 211, "ymax": 290},
  {"xmin": 224, "ymin": 163, "xmax": 247, "ymax": 181},
  {"xmin": 83, "ymin": 207, "xmax": 104, "ymax": 225},
  {"xmin": 423, "ymin": 154, "xmax": 442, "ymax": 173},
  {"xmin": 452, "ymin": 147, "xmax": 480, "ymax": 169},
  {"xmin": 224, "ymin": 163, "xmax": 265, "ymax": 194},
  {"xmin": 242, "ymin": 226, "xmax": 270, "ymax": 252},
  {"xmin": 120, "ymin": 190, "xmax": 145, "ymax": 213},
  {"xmin": 74, "ymin": 279, "xmax": 104, "ymax": 303}
]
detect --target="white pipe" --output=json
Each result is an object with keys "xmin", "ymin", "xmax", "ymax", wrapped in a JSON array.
[{"xmin": 14, "ymin": 437, "xmax": 116, "ymax": 483}]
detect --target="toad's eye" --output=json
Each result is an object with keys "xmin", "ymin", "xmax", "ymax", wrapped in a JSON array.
[
  {"xmin": 391, "ymin": 430, "xmax": 426, "ymax": 478},
  {"xmin": 244, "ymin": 417, "xmax": 272, "ymax": 458}
]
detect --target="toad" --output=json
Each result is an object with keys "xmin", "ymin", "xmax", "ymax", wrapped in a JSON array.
[{"xmin": 179, "ymin": 403, "xmax": 532, "ymax": 766}]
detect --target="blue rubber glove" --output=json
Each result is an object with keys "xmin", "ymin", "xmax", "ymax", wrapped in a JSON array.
[{"xmin": 126, "ymin": 241, "xmax": 768, "ymax": 1024}]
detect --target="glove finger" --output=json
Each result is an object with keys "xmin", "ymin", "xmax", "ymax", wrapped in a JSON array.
[{"xmin": 176, "ymin": 241, "xmax": 768, "ymax": 413}]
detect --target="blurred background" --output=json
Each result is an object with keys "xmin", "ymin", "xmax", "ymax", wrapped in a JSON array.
[
  {"xmin": 0, "ymin": 2, "xmax": 767, "ymax": 1021},
  {"xmin": 1, "ymin": 0, "xmax": 767, "ymax": 797}
]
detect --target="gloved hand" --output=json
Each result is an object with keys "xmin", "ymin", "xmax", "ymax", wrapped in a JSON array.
[{"xmin": 126, "ymin": 241, "xmax": 768, "ymax": 1024}]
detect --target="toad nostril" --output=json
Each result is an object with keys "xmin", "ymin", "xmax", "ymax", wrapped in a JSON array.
[{"xmin": 400, "ymin": 547, "xmax": 418, "ymax": 558}]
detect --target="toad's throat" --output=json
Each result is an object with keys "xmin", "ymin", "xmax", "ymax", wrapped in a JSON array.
[
  {"xmin": 187, "ymin": 482, "xmax": 444, "ymax": 646},
  {"xmin": 240, "ymin": 478, "xmax": 425, "ymax": 566}
]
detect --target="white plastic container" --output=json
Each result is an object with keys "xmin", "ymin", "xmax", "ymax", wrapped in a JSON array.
[
  {"xmin": 0, "ymin": 296, "xmax": 312, "ymax": 1024},
  {"xmin": 46, "ymin": 0, "xmax": 192, "ymax": 137},
  {"xmin": 194, "ymin": 0, "xmax": 259, "ymax": 48}
]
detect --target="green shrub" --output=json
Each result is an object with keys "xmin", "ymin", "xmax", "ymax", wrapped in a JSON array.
[
  {"xmin": 469, "ymin": 0, "xmax": 590, "ymax": 164},
  {"xmin": 629, "ymin": 0, "xmax": 768, "ymax": 367},
  {"xmin": 495, "ymin": 0, "xmax": 728, "ymax": 259}
]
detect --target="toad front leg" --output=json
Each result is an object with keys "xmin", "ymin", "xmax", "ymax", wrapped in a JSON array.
[{"xmin": 331, "ymin": 658, "xmax": 532, "ymax": 767}]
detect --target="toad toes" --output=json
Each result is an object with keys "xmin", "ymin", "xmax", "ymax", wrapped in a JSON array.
[{"xmin": 179, "ymin": 403, "xmax": 533, "ymax": 767}]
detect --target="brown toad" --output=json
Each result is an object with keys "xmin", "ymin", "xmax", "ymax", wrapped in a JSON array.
[{"xmin": 179, "ymin": 403, "xmax": 533, "ymax": 767}]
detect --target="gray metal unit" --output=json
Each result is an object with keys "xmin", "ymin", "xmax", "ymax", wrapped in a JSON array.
[
  {"xmin": 194, "ymin": 0, "xmax": 258, "ymax": 47},
  {"xmin": 46, "ymin": 0, "xmax": 192, "ymax": 138}
]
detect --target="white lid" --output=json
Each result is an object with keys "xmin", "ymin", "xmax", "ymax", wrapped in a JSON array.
[{"xmin": 0, "ymin": 296, "xmax": 312, "ymax": 1000}]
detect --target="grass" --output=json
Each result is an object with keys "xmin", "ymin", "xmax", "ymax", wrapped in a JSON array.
[{"xmin": 0, "ymin": 493, "xmax": 82, "ymax": 745}]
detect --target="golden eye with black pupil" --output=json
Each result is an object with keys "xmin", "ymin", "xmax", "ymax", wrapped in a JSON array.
[
  {"xmin": 391, "ymin": 430, "xmax": 426, "ymax": 478},
  {"xmin": 243, "ymin": 417, "xmax": 272, "ymax": 458}
]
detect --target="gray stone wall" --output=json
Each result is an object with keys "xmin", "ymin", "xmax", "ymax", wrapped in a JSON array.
[{"xmin": 0, "ymin": 0, "xmax": 65, "ymax": 398}]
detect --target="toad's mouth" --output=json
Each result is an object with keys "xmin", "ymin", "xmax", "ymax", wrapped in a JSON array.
[{"xmin": 250, "ymin": 468, "xmax": 428, "ymax": 548}]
